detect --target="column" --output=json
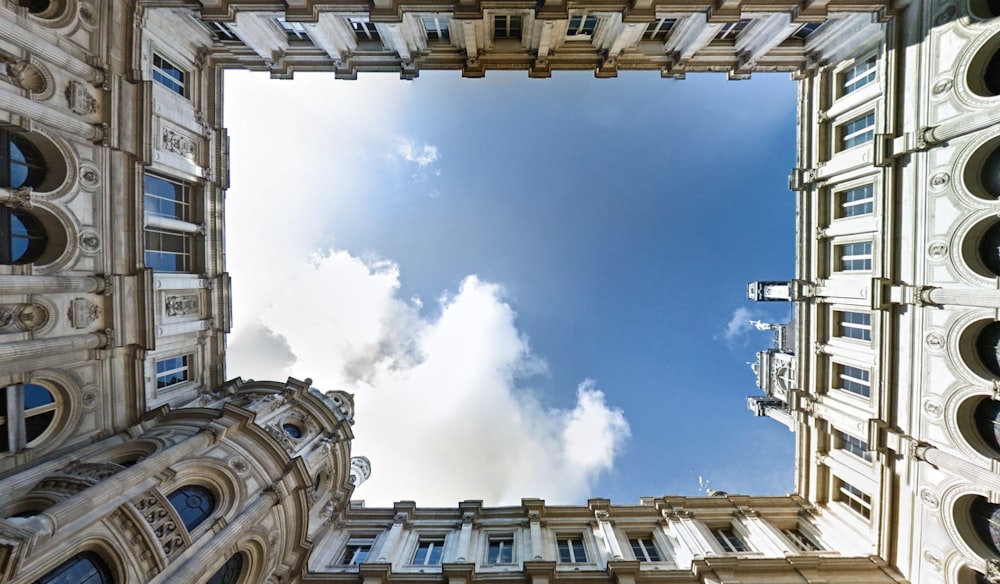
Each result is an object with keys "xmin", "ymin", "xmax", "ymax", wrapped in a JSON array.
[
  {"xmin": 0, "ymin": 18, "xmax": 103, "ymax": 84},
  {"xmin": 529, "ymin": 512, "xmax": 543, "ymax": 560},
  {"xmin": 734, "ymin": 508, "xmax": 791, "ymax": 556},
  {"xmin": 915, "ymin": 444, "xmax": 1000, "ymax": 493},
  {"xmin": 661, "ymin": 508, "xmax": 714, "ymax": 569},
  {"xmin": 376, "ymin": 511, "xmax": 408, "ymax": 562},
  {"xmin": 0, "ymin": 332, "xmax": 108, "ymax": 363},
  {"xmin": 595, "ymin": 510, "xmax": 623, "ymax": 560},
  {"xmin": 150, "ymin": 487, "xmax": 280, "ymax": 584},
  {"xmin": 922, "ymin": 287, "xmax": 1000, "ymax": 309},
  {"xmin": 926, "ymin": 107, "xmax": 1000, "ymax": 145},
  {"xmin": 0, "ymin": 274, "xmax": 108, "ymax": 294},
  {"xmin": 0, "ymin": 88, "xmax": 103, "ymax": 141},
  {"xmin": 454, "ymin": 512, "xmax": 474, "ymax": 562}
]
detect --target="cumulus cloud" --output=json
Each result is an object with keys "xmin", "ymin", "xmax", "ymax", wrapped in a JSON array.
[
  {"xmin": 718, "ymin": 306, "xmax": 770, "ymax": 345},
  {"xmin": 395, "ymin": 138, "xmax": 440, "ymax": 167},
  {"xmin": 229, "ymin": 248, "xmax": 631, "ymax": 506}
]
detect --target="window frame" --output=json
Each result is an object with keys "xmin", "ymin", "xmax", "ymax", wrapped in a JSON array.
[
  {"xmin": 838, "ymin": 111, "xmax": 876, "ymax": 151},
  {"xmin": 144, "ymin": 227, "xmax": 193, "ymax": 272},
  {"xmin": 340, "ymin": 536, "xmax": 376, "ymax": 566},
  {"xmin": 275, "ymin": 16, "xmax": 312, "ymax": 43},
  {"xmin": 412, "ymin": 535, "xmax": 446, "ymax": 566},
  {"xmin": 566, "ymin": 15, "xmax": 599, "ymax": 40},
  {"xmin": 834, "ymin": 478, "xmax": 873, "ymax": 520},
  {"xmin": 644, "ymin": 17, "xmax": 676, "ymax": 40},
  {"xmin": 835, "ymin": 430, "xmax": 873, "ymax": 462},
  {"xmin": 1, "ymin": 382, "xmax": 59, "ymax": 453},
  {"xmin": 834, "ymin": 183, "xmax": 875, "ymax": 219},
  {"xmin": 838, "ymin": 54, "xmax": 877, "ymax": 97},
  {"xmin": 144, "ymin": 172, "xmax": 191, "ymax": 222},
  {"xmin": 155, "ymin": 354, "xmax": 192, "ymax": 391},
  {"xmin": 782, "ymin": 527, "xmax": 821, "ymax": 552},
  {"xmin": 422, "ymin": 15, "xmax": 451, "ymax": 42},
  {"xmin": 833, "ymin": 240, "xmax": 873, "ymax": 272},
  {"xmin": 493, "ymin": 14, "xmax": 523, "ymax": 41},
  {"xmin": 712, "ymin": 527, "xmax": 750, "ymax": 553},
  {"xmin": 484, "ymin": 533, "xmax": 516, "ymax": 566},
  {"xmin": 348, "ymin": 17, "xmax": 381, "ymax": 44},
  {"xmin": 836, "ymin": 310, "xmax": 872, "ymax": 342},
  {"xmin": 556, "ymin": 535, "xmax": 589, "ymax": 564},
  {"xmin": 628, "ymin": 536, "xmax": 663, "ymax": 562},
  {"xmin": 152, "ymin": 52, "xmax": 187, "ymax": 96},
  {"xmin": 832, "ymin": 361, "xmax": 871, "ymax": 398}
]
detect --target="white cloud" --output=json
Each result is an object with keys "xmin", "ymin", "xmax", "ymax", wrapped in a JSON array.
[
  {"xmin": 228, "ymin": 248, "xmax": 631, "ymax": 506},
  {"xmin": 395, "ymin": 138, "xmax": 440, "ymax": 167},
  {"xmin": 719, "ymin": 306, "xmax": 769, "ymax": 344}
]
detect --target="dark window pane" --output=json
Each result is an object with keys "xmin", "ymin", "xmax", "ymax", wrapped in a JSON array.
[
  {"xmin": 25, "ymin": 410, "xmax": 54, "ymax": 442},
  {"xmin": 35, "ymin": 551, "xmax": 113, "ymax": 584},
  {"xmin": 24, "ymin": 384, "xmax": 53, "ymax": 408},
  {"xmin": 167, "ymin": 485, "xmax": 215, "ymax": 532},
  {"xmin": 206, "ymin": 554, "xmax": 243, "ymax": 584}
]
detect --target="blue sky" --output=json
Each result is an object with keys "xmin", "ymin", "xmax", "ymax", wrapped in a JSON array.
[{"xmin": 224, "ymin": 69, "xmax": 797, "ymax": 506}]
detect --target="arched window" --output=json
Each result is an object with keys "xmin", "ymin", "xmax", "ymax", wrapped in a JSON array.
[
  {"xmin": 34, "ymin": 551, "xmax": 113, "ymax": 584},
  {"xmin": 282, "ymin": 423, "xmax": 302, "ymax": 438},
  {"xmin": 1, "ymin": 383, "xmax": 57, "ymax": 452},
  {"xmin": 206, "ymin": 554, "xmax": 244, "ymax": 584},
  {"xmin": 167, "ymin": 485, "xmax": 215, "ymax": 532},
  {"xmin": 1, "ymin": 130, "xmax": 46, "ymax": 189},
  {"xmin": 975, "ymin": 398, "xmax": 1000, "ymax": 455},
  {"xmin": 971, "ymin": 497, "xmax": 1000, "ymax": 556},
  {"xmin": 0, "ymin": 206, "xmax": 47, "ymax": 265},
  {"xmin": 976, "ymin": 322, "xmax": 1000, "ymax": 378}
]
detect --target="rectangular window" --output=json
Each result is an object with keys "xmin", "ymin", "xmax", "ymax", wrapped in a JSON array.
[
  {"xmin": 341, "ymin": 538, "xmax": 374, "ymax": 565},
  {"xmin": 645, "ymin": 17, "xmax": 676, "ymax": 40},
  {"xmin": 836, "ymin": 479, "xmax": 872, "ymax": 519},
  {"xmin": 145, "ymin": 228, "xmax": 192, "ymax": 272},
  {"xmin": 782, "ymin": 528, "xmax": 820, "ymax": 551},
  {"xmin": 275, "ymin": 17, "xmax": 312, "ymax": 43},
  {"xmin": 840, "ymin": 112, "xmax": 875, "ymax": 150},
  {"xmin": 841, "ymin": 55, "xmax": 877, "ymax": 95},
  {"xmin": 837, "ymin": 184, "xmax": 874, "ymax": 218},
  {"xmin": 202, "ymin": 20, "xmax": 238, "ymax": 41},
  {"xmin": 486, "ymin": 534, "xmax": 514, "ymax": 565},
  {"xmin": 791, "ymin": 22, "xmax": 821, "ymax": 40},
  {"xmin": 714, "ymin": 19, "xmax": 750, "ymax": 40},
  {"xmin": 837, "ymin": 311, "xmax": 872, "ymax": 342},
  {"xmin": 835, "ymin": 363, "xmax": 871, "ymax": 398},
  {"xmin": 836, "ymin": 241, "xmax": 872, "ymax": 272},
  {"xmin": 837, "ymin": 431, "xmax": 873, "ymax": 461},
  {"xmin": 144, "ymin": 173, "xmax": 190, "ymax": 221},
  {"xmin": 494, "ymin": 15, "xmax": 523, "ymax": 40},
  {"xmin": 350, "ymin": 18, "xmax": 381, "ymax": 42},
  {"xmin": 629, "ymin": 537, "xmax": 661, "ymax": 562},
  {"xmin": 713, "ymin": 528, "xmax": 748, "ymax": 553},
  {"xmin": 567, "ymin": 15, "xmax": 598, "ymax": 39},
  {"xmin": 156, "ymin": 355, "xmax": 190, "ymax": 389},
  {"xmin": 413, "ymin": 537, "xmax": 445, "ymax": 566},
  {"xmin": 152, "ymin": 53, "xmax": 186, "ymax": 96},
  {"xmin": 557, "ymin": 537, "xmax": 587, "ymax": 563},
  {"xmin": 423, "ymin": 16, "xmax": 451, "ymax": 41}
]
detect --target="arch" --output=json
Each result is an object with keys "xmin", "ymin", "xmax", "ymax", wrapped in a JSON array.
[
  {"xmin": 963, "ymin": 137, "xmax": 1000, "ymax": 201},
  {"xmin": 976, "ymin": 322, "xmax": 1000, "ymax": 378},
  {"xmin": 167, "ymin": 485, "xmax": 216, "ymax": 532},
  {"xmin": 205, "ymin": 553, "xmax": 245, "ymax": 584},
  {"xmin": 967, "ymin": 31, "xmax": 1000, "ymax": 98},
  {"xmin": 0, "ymin": 206, "xmax": 46, "ymax": 265},
  {"xmin": 970, "ymin": 0, "xmax": 1000, "ymax": 18},
  {"xmin": 0, "ymin": 129, "xmax": 68, "ymax": 193},
  {"xmin": 1, "ymin": 382, "xmax": 63, "ymax": 453},
  {"xmin": 33, "ymin": 550, "xmax": 114, "ymax": 584}
]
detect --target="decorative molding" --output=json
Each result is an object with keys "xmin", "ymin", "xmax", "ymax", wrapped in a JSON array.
[
  {"xmin": 165, "ymin": 293, "xmax": 200, "ymax": 317},
  {"xmin": 68, "ymin": 297, "xmax": 100, "ymax": 329},
  {"xmin": 162, "ymin": 127, "xmax": 197, "ymax": 159},
  {"xmin": 78, "ymin": 230, "xmax": 101, "ymax": 254},
  {"xmin": 65, "ymin": 80, "xmax": 97, "ymax": 115}
]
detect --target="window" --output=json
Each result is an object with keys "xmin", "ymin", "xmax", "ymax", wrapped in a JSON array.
[
  {"xmin": 834, "ymin": 363, "xmax": 871, "ymax": 397},
  {"xmin": 36, "ymin": 551, "xmax": 113, "ymax": 584},
  {"xmin": 207, "ymin": 554, "xmax": 244, "ymax": 584},
  {"xmin": 152, "ymin": 53, "xmax": 186, "ymax": 96},
  {"xmin": 782, "ymin": 528, "xmax": 820, "ymax": 551},
  {"xmin": 1, "ymin": 129, "xmax": 46, "ymax": 189},
  {"xmin": 835, "ymin": 479, "xmax": 872, "ymax": 519},
  {"xmin": 837, "ymin": 311, "xmax": 871, "ymax": 342},
  {"xmin": 714, "ymin": 19, "xmax": 750, "ymax": 40},
  {"xmin": 836, "ymin": 430, "xmax": 872, "ymax": 461},
  {"xmin": 791, "ymin": 22, "xmax": 821, "ymax": 40},
  {"xmin": 144, "ymin": 174, "xmax": 191, "ymax": 221},
  {"xmin": 567, "ymin": 15, "xmax": 598, "ymax": 39},
  {"xmin": 839, "ymin": 112, "xmax": 875, "ymax": 150},
  {"xmin": 349, "ymin": 18, "xmax": 380, "ymax": 43},
  {"xmin": 413, "ymin": 537, "xmax": 445, "ymax": 566},
  {"xmin": 1, "ymin": 383, "xmax": 57, "ymax": 452},
  {"xmin": 835, "ymin": 241, "xmax": 872, "ymax": 272},
  {"xmin": 486, "ymin": 534, "xmax": 514, "ymax": 565},
  {"xmin": 1, "ymin": 206, "xmax": 46, "ymax": 265},
  {"xmin": 155, "ymin": 355, "xmax": 190, "ymax": 390},
  {"xmin": 275, "ymin": 17, "xmax": 311, "ymax": 42},
  {"xmin": 341, "ymin": 538, "xmax": 374, "ymax": 565},
  {"xmin": 557, "ymin": 537, "xmax": 587, "ymax": 563},
  {"xmin": 629, "ymin": 537, "xmax": 661, "ymax": 562},
  {"xmin": 202, "ymin": 20, "xmax": 238, "ymax": 41},
  {"xmin": 836, "ymin": 184, "xmax": 874, "ymax": 218},
  {"xmin": 713, "ymin": 528, "xmax": 749, "ymax": 553},
  {"xmin": 167, "ymin": 485, "xmax": 215, "ymax": 532},
  {"xmin": 283, "ymin": 422, "xmax": 303, "ymax": 438},
  {"xmin": 840, "ymin": 55, "xmax": 877, "ymax": 95},
  {"xmin": 423, "ymin": 16, "xmax": 450, "ymax": 41},
  {"xmin": 145, "ymin": 228, "xmax": 192, "ymax": 272},
  {"xmin": 494, "ymin": 15, "xmax": 523, "ymax": 40},
  {"xmin": 645, "ymin": 17, "xmax": 676, "ymax": 40}
]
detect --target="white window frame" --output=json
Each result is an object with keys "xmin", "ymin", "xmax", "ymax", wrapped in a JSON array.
[
  {"xmin": 566, "ymin": 15, "xmax": 599, "ymax": 40},
  {"xmin": 340, "ymin": 537, "xmax": 376, "ymax": 565},
  {"xmin": 485, "ymin": 533, "xmax": 515, "ymax": 565},
  {"xmin": 145, "ymin": 228, "xmax": 193, "ymax": 273},
  {"xmin": 155, "ymin": 354, "xmax": 192, "ymax": 390},
  {"xmin": 275, "ymin": 17, "xmax": 312, "ymax": 42},
  {"xmin": 1, "ymin": 382, "xmax": 58, "ymax": 452},
  {"xmin": 628, "ymin": 536, "xmax": 662, "ymax": 562},
  {"xmin": 782, "ymin": 527, "xmax": 820, "ymax": 551},
  {"xmin": 412, "ymin": 536, "xmax": 446, "ymax": 566},
  {"xmin": 835, "ymin": 183, "xmax": 874, "ymax": 218},
  {"xmin": 835, "ymin": 478, "xmax": 872, "ymax": 520},
  {"xmin": 493, "ymin": 14, "xmax": 523, "ymax": 40},
  {"xmin": 834, "ymin": 241, "xmax": 872, "ymax": 272},
  {"xmin": 645, "ymin": 17, "xmax": 676, "ymax": 40},
  {"xmin": 839, "ymin": 54, "xmax": 877, "ymax": 97},
  {"xmin": 144, "ymin": 173, "xmax": 191, "ymax": 222},
  {"xmin": 836, "ymin": 430, "xmax": 873, "ymax": 462},
  {"xmin": 422, "ymin": 15, "xmax": 451, "ymax": 42},
  {"xmin": 152, "ymin": 53, "xmax": 187, "ymax": 96},
  {"xmin": 838, "ymin": 111, "xmax": 875, "ymax": 150},
  {"xmin": 836, "ymin": 310, "xmax": 872, "ymax": 342},
  {"xmin": 349, "ymin": 17, "xmax": 380, "ymax": 42},
  {"xmin": 712, "ymin": 527, "xmax": 749, "ymax": 553},
  {"xmin": 833, "ymin": 361, "xmax": 871, "ymax": 398},
  {"xmin": 556, "ymin": 535, "xmax": 589, "ymax": 563}
]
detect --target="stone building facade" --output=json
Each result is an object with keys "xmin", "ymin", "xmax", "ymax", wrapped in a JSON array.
[{"xmin": 0, "ymin": 0, "xmax": 997, "ymax": 582}]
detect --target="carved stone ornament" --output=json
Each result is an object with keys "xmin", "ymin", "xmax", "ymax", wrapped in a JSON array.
[
  {"xmin": 929, "ymin": 172, "xmax": 950, "ymax": 188},
  {"xmin": 78, "ymin": 2, "xmax": 97, "ymax": 29},
  {"xmin": 0, "ymin": 57, "xmax": 47, "ymax": 93},
  {"xmin": 6, "ymin": 187, "xmax": 32, "ymax": 208},
  {"xmin": 132, "ymin": 490, "xmax": 187, "ymax": 560},
  {"xmin": 165, "ymin": 293, "xmax": 200, "ymax": 317},
  {"xmin": 79, "ymin": 164, "xmax": 100, "ymax": 189},
  {"xmin": 923, "ymin": 551, "xmax": 942, "ymax": 571},
  {"xmin": 923, "ymin": 399, "xmax": 943, "ymax": 418},
  {"xmin": 228, "ymin": 457, "xmax": 250, "ymax": 475},
  {"xmin": 68, "ymin": 297, "xmax": 100, "ymax": 329},
  {"xmin": 65, "ymin": 80, "xmax": 98, "ymax": 115},
  {"xmin": 81, "ymin": 389, "xmax": 97, "ymax": 408},
  {"xmin": 162, "ymin": 128, "xmax": 197, "ymax": 159},
  {"xmin": 985, "ymin": 559, "xmax": 1000, "ymax": 583},
  {"xmin": 919, "ymin": 488, "xmax": 940, "ymax": 509},
  {"xmin": 78, "ymin": 230, "xmax": 101, "ymax": 253},
  {"xmin": 925, "ymin": 332, "xmax": 945, "ymax": 350},
  {"xmin": 0, "ymin": 303, "xmax": 48, "ymax": 332},
  {"xmin": 932, "ymin": 79, "xmax": 953, "ymax": 96},
  {"xmin": 927, "ymin": 241, "xmax": 948, "ymax": 260}
]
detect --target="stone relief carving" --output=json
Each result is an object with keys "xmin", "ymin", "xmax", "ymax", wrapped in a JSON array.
[
  {"xmin": 68, "ymin": 297, "xmax": 100, "ymax": 329},
  {"xmin": 66, "ymin": 80, "xmax": 98, "ymax": 115},
  {"xmin": 919, "ymin": 488, "xmax": 940, "ymax": 509},
  {"xmin": 0, "ymin": 303, "xmax": 49, "ymax": 332},
  {"xmin": 927, "ymin": 241, "xmax": 948, "ymax": 260},
  {"xmin": 0, "ymin": 56, "xmax": 47, "ymax": 93},
  {"xmin": 79, "ymin": 164, "xmax": 100, "ymax": 189},
  {"xmin": 165, "ymin": 293, "xmax": 200, "ymax": 317},
  {"xmin": 932, "ymin": 79, "xmax": 953, "ymax": 96},
  {"xmin": 162, "ymin": 127, "xmax": 197, "ymax": 159},
  {"xmin": 929, "ymin": 172, "xmax": 950, "ymax": 188},
  {"xmin": 79, "ymin": 230, "xmax": 101, "ymax": 253},
  {"xmin": 132, "ymin": 490, "xmax": 187, "ymax": 560}
]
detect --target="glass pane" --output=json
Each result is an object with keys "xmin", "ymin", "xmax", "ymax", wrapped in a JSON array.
[
  {"xmin": 23, "ymin": 384, "xmax": 53, "ymax": 409},
  {"xmin": 557, "ymin": 539, "xmax": 571, "ymax": 562},
  {"xmin": 168, "ymin": 485, "xmax": 215, "ymax": 531},
  {"xmin": 206, "ymin": 554, "xmax": 244, "ymax": 584},
  {"xmin": 25, "ymin": 409, "xmax": 54, "ymax": 442},
  {"xmin": 428, "ymin": 543, "xmax": 443, "ymax": 564}
]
